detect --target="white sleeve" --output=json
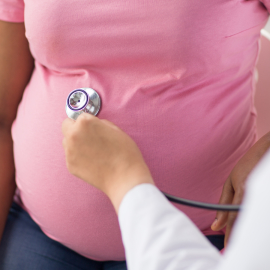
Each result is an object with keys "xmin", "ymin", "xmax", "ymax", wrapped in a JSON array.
[
  {"xmin": 216, "ymin": 150, "xmax": 270, "ymax": 270},
  {"xmin": 118, "ymin": 150, "xmax": 270, "ymax": 270},
  {"xmin": 118, "ymin": 184, "xmax": 222, "ymax": 270}
]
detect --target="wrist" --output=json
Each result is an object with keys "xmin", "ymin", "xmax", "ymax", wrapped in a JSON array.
[{"xmin": 106, "ymin": 162, "xmax": 154, "ymax": 214}]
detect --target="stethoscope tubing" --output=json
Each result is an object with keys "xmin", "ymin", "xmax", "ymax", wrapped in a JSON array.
[{"xmin": 163, "ymin": 192, "xmax": 241, "ymax": 211}]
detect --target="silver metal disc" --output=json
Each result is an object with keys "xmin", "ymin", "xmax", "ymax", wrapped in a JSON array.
[{"xmin": 66, "ymin": 88, "xmax": 101, "ymax": 120}]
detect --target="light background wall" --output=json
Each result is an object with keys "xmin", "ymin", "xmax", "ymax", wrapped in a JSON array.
[{"xmin": 264, "ymin": 16, "xmax": 270, "ymax": 32}]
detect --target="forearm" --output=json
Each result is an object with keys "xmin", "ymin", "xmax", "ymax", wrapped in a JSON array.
[
  {"xmin": 0, "ymin": 20, "xmax": 34, "ymax": 240},
  {"xmin": 107, "ymin": 163, "xmax": 154, "ymax": 214},
  {"xmin": 0, "ymin": 20, "xmax": 34, "ymax": 126},
  {"xmin": 231, "ymin": 131, "xmax": 270, "ymax": 180},
  {"xmin": 256, "ymin": 131, "xmax": 270, "ymax": 154},
  {"xmin": 251, "ymin": 131, "xmax": 270, "ymax": 159},
  {"xmin": 0, "ymin": 128, "xmax": 16, "ymax": 240}
]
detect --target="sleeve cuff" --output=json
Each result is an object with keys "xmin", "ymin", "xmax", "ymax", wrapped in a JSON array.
[{"xmin": 0, "ymin": 8, "xmax": 24, "ymax": 22}]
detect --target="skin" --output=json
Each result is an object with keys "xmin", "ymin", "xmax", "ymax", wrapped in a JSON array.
[
  {"xmin": 62, "ymin": 113, "xmax": 270, "ymax": 224},
  {"xmin": 0, "ymin": 21, "xmax": 34, "ymax": 241},
  {"xmin": 62, "ymin": 113, "xmax": 154, "ymax": 213},
  {"xmin": 212, "ymin": 131, "xmax": 270, "ymax": 246}
]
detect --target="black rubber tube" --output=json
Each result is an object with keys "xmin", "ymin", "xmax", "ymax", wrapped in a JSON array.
[{"xmin": 163, "ymin": 192, "xmax": 241, "ymax": 211}]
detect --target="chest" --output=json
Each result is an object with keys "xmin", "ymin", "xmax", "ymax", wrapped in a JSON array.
[{"xmin": 24, "ymin": 0, "xmax": 268, "ymax": 71}]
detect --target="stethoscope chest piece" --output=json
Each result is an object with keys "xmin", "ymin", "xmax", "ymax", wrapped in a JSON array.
[{"xmin": 66, "ymin": 88, "xmax": 101, "ymax": 120}]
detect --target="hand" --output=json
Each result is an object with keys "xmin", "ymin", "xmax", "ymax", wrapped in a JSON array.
[
  {"xmin": 211, "ymin": 132, "xmax": 270, "ymax": 246},
  {"xmin": 62, "ymin": 113, "xmax": 154, "ymax": 212}
]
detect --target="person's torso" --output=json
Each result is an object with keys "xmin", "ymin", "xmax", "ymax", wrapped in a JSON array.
[{"xmin": 12, "ymin": 0, "xmax": 269, "ymax": 260}]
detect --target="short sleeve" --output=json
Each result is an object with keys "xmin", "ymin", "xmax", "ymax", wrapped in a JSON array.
[
  {"xmin": 261, "ymin": 0, "xmax": 270, "ymax": 13},
  {"xmin": 0, "ymin": 0, "xmax": 24, "ymax": 22}
]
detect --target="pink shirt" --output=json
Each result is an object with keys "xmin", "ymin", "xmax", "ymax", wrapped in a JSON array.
[{"xmin": 0, "ymin": 0, "xmax": 269, "ymax": 261}]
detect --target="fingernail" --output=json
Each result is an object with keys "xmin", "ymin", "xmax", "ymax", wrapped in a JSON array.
[{"xmin": 211, "ymin": 219, "xmax": 218, "ymax": 228}]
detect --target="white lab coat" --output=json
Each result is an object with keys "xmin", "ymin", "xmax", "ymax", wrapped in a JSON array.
[{"xmin": 118, "ymin": 150, "xmax": 270, "ymax": 270}]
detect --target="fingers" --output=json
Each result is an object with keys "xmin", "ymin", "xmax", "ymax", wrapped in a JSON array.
[
  {"xmin": 62, "ymin": 113, "xmax": 117, "ymax": 138},
  {"xmin": 224, "ymin": 190, "xmax": 243, "ymax": 246},
  {"xmin": 62, "ymin": 113, "xmax": 97, "ymax": 137},
  {"xmin": 62, "ymin": 117, "xmax": 75, "ymax": 136},
  {"xmin": 211, "ymin": 177, "xmax": 234, "ymax": 231},
  {"xmin": 224, "ymin": 212, "xmax": 237, "ymax": 247},
  {"xmin": 211, "ymin": 177, "xmax": 243, "ymax": 247}
]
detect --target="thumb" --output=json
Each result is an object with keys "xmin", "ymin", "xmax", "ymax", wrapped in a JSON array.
[
  {"xmin": 211, "ymin": 210, "xmax": 228, "ymax": 231},
  {"xmin": 62, "ymin": 117, "xmax": 75, "ymax": 136},
  {"xmin": 211, "ymin": 177, "xmax": 234, "ymax": 231}
]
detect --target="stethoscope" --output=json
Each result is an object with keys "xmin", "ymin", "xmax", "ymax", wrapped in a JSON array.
[{"xmin": 66, "ymin": 88, "xmax": 241, "ymax": 212}]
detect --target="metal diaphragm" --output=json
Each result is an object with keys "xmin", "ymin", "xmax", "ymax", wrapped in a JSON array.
[{"xmin": 66, "ymin": 88, "xmax": 101, "ymax": 120}]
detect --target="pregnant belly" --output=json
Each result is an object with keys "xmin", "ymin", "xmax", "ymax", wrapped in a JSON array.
[{"xmin": 11, "ymin": 68, "xmax": 256, "ymax": 260}]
